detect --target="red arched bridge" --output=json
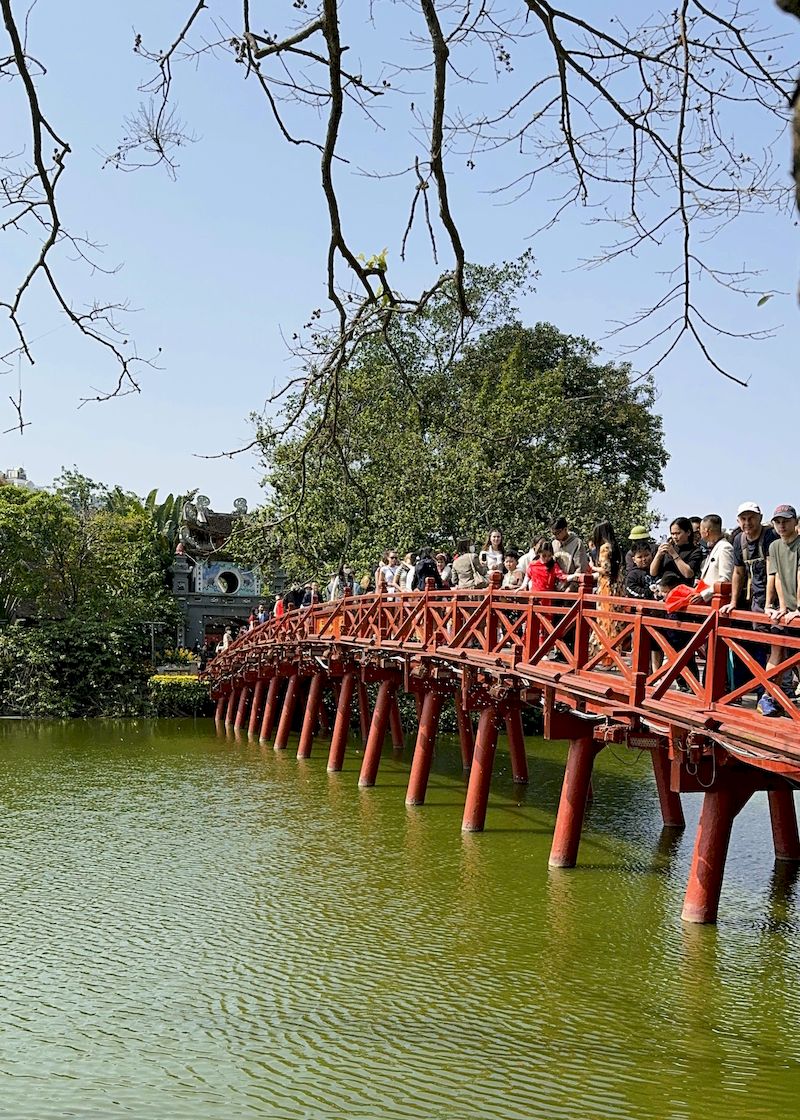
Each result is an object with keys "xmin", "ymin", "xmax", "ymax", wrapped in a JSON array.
[{"xmin": 204, "ymin": 576, "xmax": 800, "ymax": 924}]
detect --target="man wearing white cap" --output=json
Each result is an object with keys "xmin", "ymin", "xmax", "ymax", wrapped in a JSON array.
[{"xmin": 720, "ymin": 503, "xmax": 777, "ymax": 617}]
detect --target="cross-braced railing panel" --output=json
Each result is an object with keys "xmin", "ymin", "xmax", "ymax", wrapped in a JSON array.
[{"xmin": 206, "ymin": 587, "xmax": 800, "ymax": 775}]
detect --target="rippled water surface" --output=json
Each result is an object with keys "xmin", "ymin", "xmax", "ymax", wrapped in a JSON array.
[{"xmin": 2, "ymin": 718, "xmax": 799, "ymax": 1119}]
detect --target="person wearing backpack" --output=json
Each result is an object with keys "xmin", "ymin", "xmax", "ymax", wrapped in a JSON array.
[
  {"xmin": 412, "ymin": 548, "xmax": 442, "ymax": 591},
  {"xmin": 720, "ymin": 501, "xmax": 778, "ymax": 699}
]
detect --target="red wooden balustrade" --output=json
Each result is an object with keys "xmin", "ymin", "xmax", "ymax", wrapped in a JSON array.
[{"xmin": 205, "ymin": 582, "xmax": 800, "ymax": 923}]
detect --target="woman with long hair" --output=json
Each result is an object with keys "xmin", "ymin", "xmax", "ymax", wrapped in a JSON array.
[
  {"xmin": 589, "ymin": 521, "xmax": 625, "ymax": 664},
  {"xmin": 480, "ymin": 528, "xmax": 505, "ymax": 573}
]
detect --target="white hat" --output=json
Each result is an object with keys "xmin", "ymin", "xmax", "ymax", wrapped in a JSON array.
[{"xmin": 736, "ymin": 501, "xmax": 761, "ymax": 516}]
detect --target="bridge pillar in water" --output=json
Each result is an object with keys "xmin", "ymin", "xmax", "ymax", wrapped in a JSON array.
[
  {"xmin": 651, "ymin": 747, "xmax": 685, "ymax": 829},
  {"xmin": 389, "ymin": 695, "xmax": 405, "ymax": 750},
  {"xmin": 328, "ymin": 671, "xmax": 356, "ymax": 772},
  {"xmin": 297, "ymin": 671, "xmax": 326, "ymax": 759},
  {"xmin": 549, "ymin": 736, "xmax": 603, "ymax": 868},
  {"xmin": 259, "ymin": 676, "xmax": 281, "ymax": 742},
  {"xmin": 504, "ymin": 707, "xmax": 529, "ymax": 784},
  {"xmin": 768, "ymin": 788, "xmax": 800, "ymax": 862},
  {"xmin": 247, "ymin": 678, "xmax": 266, "ymax": 738},
  {"xmin": 214, "ymin": 694, "xmax": 226, "ymax": 722},
  {"xmin": 405, "ymin": 690, "xmax": 446, "ymax": 806},
  {"xmin": 455, "ymin": 701, "xmax": 474, "ymax": 771},
  {"xmin": 358, "ymin": 681, "xmax": 371, "ymax": 744},
  {"xmin": 462, "ymin": 708, "xmax": 500, "ymax": 832},
  {"xmin": 224, "ymin": 689, "xmax": 238, "ymax": 728},
  {"xmin": 317, "ymin": 700, "xmax": 331, "ymax": 735},
  {"xmin": 358, "ymin": 679, "xmax": 396, "ymax": 788},
  {"xmin": 234, "ymin": 686, "xmax": 250, "ymax": 732},
  {"xmin": 274, "ymin": 675, "xmax": 300, "ymax": 751},
  {"xmin": 682, "ymin": 784, "xmax": 754, "ymax": 923}
]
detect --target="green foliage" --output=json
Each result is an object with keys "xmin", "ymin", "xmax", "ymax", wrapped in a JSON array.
[
  {"xmin": 0, "ymin": 618, "xmax": 154, "ymax": 717},
  {"xmin": 148, "ymin": 675, "xmax": 213, "ymax": 716},
  {"xmin": 246, "ymin": 260, "xmax": 667, "ymax": 583},
  {"xmin": 161, "ymin": 647, "xmax": 197, "ymax": 665},
  {"xmin": 0, "ymin": 475, "xmax": 186, "ymax": 716}
]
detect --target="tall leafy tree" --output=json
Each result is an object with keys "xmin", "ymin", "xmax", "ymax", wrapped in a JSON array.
[{"xmin": 242, "ymin": 265, "xmax": 667, "ymax": 583}]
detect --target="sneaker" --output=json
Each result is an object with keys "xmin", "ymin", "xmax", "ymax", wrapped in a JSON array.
[{"xmin": 757, "ymin": 695, "xmax": 783, "ymax": 717}]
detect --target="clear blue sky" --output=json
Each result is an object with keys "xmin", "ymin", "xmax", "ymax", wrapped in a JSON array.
[{"xmin": 1, "ymin": 1, "xmax": 798, "ymax": 527}]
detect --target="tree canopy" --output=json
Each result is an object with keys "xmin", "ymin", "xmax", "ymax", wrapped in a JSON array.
[{"xmin": 238, "ymin": 262, "xmax": 666, "ymax": 583}]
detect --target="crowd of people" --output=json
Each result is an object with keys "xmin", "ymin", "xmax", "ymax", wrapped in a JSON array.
[{"xmin": 242, "ymin": 501, "xmax": 800, "ymax": 717}]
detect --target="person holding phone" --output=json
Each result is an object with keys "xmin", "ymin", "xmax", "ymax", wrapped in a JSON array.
[
  {"xmin": 649, "ymin": 517, "xmax": 703, "ymax": 586},
  {"xmin": 481, "ymin": 528, "xmax": 505, "ymax": 572}
]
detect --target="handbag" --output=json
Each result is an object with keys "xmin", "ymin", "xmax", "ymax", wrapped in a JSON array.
[{"xmin": 470, "ymin": 554, "xmax": 488, "ymax": 589}]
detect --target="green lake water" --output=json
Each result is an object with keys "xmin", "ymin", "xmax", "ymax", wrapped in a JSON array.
[{"xmin": 1, "ymin": 718, "xmax": 799, "ymax": 1119}]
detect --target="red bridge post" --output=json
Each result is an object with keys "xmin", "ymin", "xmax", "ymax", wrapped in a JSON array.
[
  {"xmin": 549, "ymin": 736, "xmax": 602, "ymax": 868},
  {"xmin": 247, "ymin": 678, "xmax": 266, "ymax": 738},
  {"xmin": 297, "ymin": 671, "xmax": 326, "ymax": 759},
  {"xmin": 651, "ymin": 747, "xmax": 685, "ymax": 829},
  {"xmin": 455, "ymin": 700, "xmax": 474, "ymax": 771},
  {"xmin": 224, "ymin": 688, "xmax": 238, "ymax": 728},
  {"xmin": 358, "ymin": 678, "xmax": 396, "ymax": 787},
  {"xmin": 214, "ymin": 694, "xmax": 226, "ymax": 722},
  {"xmin": 234, "ymin": 686, "xmax": 250, "ymax": 732},
  {"xmin": 462, "ymin": 707, "xmax": 500, "ymax": 832},
  {"xmin": 259, "ymin": 676, "xmax": 281, "ymax": 742},
  {"xmin": 358, "ymin": 680, "xmax": 371, "ymax": 744},
  {"xmin": 328, "ymin": 670, "xmax": 356, "ymax": 772},
  {"xmin": 681, "ymin": 783, "xmax": 754, "ymax": 923},
  {"xmin": 768, "ymin": 788, "xmax": 800, "ymax": 861},
  {"xmin": 389, "ymin": 695, "xmax": 405, "ymax": 750},
  {"xmin": 405, "ymin": 689, "xmax": 445, "ymax": 806},
  {"xmin": 274, "ymin": 674, "xmax": 300, "ymax": 751},
  {"xmin": 505, "ymin": 706, "xmax": 529, "ymax": 784}
]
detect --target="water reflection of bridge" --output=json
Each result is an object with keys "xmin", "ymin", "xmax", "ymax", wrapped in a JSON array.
[{"xmin": 205, "ymin": 576, "xmax": 800, "ymax": 924}]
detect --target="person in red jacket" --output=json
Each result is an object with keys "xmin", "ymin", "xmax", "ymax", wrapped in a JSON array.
[
  {"xmin": 526, "ymin": 539, "xmax": 567, "ymax": 592},
  {"xmin": 526, "ymin": 539, "xmax": 568, "ymax": 651}
]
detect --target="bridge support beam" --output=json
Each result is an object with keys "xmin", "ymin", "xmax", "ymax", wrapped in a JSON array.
[
  {"xmin": 456, "ymin": 701, "xmax": 474, "ymax": 771},
  {"xmin": 318, "ymin": 699, "xmax": 331, "ymax": 735},
  {"xmin": 406, "ymin": 690, "xmax": 445, "ymax": 806},
  {"xmin": 297, "ymin": 672, "xmax": 326, "ymax": 759},
  {"xmin": 274, "ymin": 675, "xmax": 300, "ymax": 751},
  {"xmin": 214, "ymin": 694, "xmax": 226, "ymax": 722},
  {"xmin": 389, "ymin": 696, "xmax": 405, "ymax": 750},
  {"xmin": 358, "ymin": 679, "xmax": 396, "ymax": 787},
  {"xmin": 328, "ymin": 671, "xmax": 356, "ymax": 772},
  {"xmin": 358, "ymin": 681, "xmax": 371, "ymax": 744},
  {"xmin": 247, "ymin": 679, "xmax": 266, "ymax": 738},
  {"xmin": 259, "ymin": 676, "xmax": 281, "ymax": 742},
  {"xmin": 224, "ymin": 689, "xmax": 238, "ymax": 728},
  {"xmin": 462, "ymin": 708, "xmax": 500, "ymax": 832},
  {"xmin": 504, "ymin": 708, "xmax": 529, "ymax": 784},
  {"xmin": 652, "ymin": 748, "xmax": 685, "ymax": 829},
  {"xmin": 549, "ymin": 736, "xmax": 603, "ymax": 868},
  {"xmin": 234, "ymin": 686, "xmax": 250, "ymax": 732},
  {"xmin": 682, "ymin": 785, "xmax": 755, "ymax": 923},
  {"xmin": 768, "ymin": 788, "xmax": 800, "ymax": 862}
]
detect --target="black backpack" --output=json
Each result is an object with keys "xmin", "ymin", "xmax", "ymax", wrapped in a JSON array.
[{"xmin": 414, "ymin": 557, "xmax": 440, "ymax": 590}]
